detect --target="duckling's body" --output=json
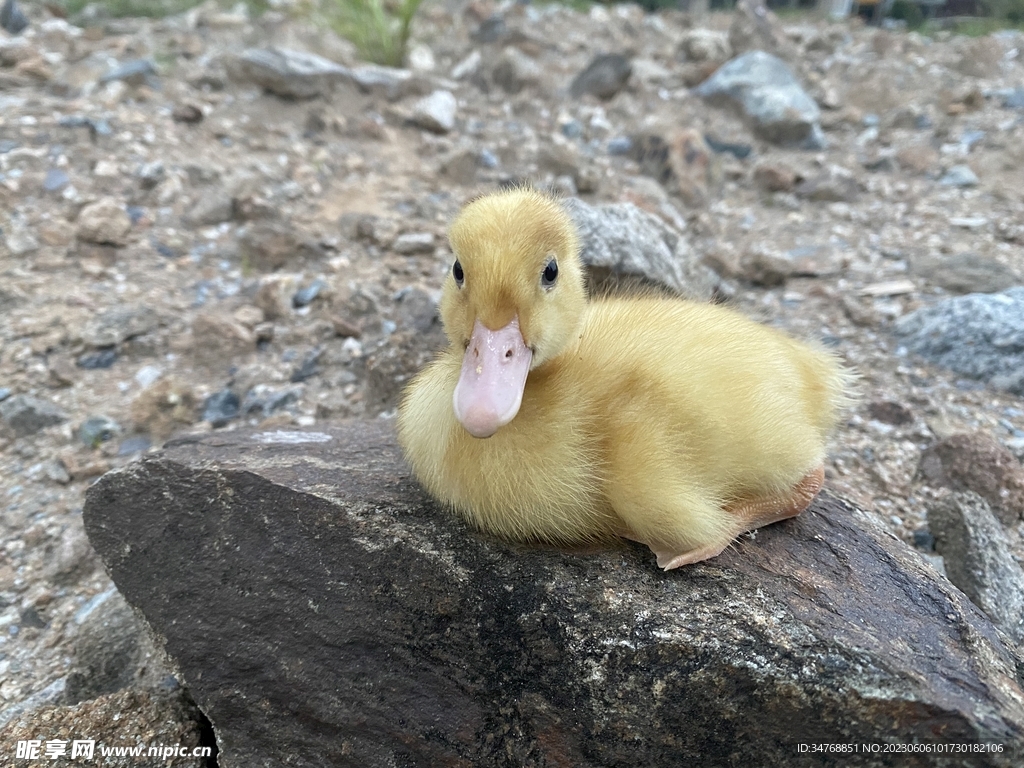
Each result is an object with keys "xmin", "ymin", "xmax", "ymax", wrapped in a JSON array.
[{"xmin": 398, "ymin": 189, "xmax": 850, "ymax": 569}]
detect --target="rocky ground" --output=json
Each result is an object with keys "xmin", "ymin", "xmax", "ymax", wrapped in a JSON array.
[{"xmin": 1, "ymin": 0, "xmax": 1024, "ymax": 746}]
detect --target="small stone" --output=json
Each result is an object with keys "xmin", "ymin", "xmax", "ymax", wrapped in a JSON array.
[
  {"xmin": 202, "ymin": 390, "xmax": 241, "ymax": 428},
  {"xmin": 238, "ymin": 221, "xmax": 311, "ymax": 271},
  {"xmin": 0, "ymin": 387, "xmax": 10, "ymax": 402},
  {"xmin": 100, "ymin": 59, "xmax": 158, "ymax": 86},
  {"xmin": 76, "ymin": 198, "xmax": 132, "ymax": 247},
  {"xmin": 185, "ymin": 187, "xmax": 235, "ymax": 227},
  {"xmin": 695, "ymin": 51, "xmax": 823, "ymax": 148},
  {"xmin": 227, "ymin": 47, "xmax": 354, "ymax": 100},
  {"xmin": 407, "ymin": 43, "xmax": 435, "ymax": 73},
  {"xmin": 681, "ymin": 29, "xmax": 732, "ymax": 63},
  {"xmin": 929, "ymin": 492, "xmax": 1024, "ymax": 646},
  {"xmin": 130, "ymin": 378, "xmax": 196, "ymax": 441},
  {"xmin": 607, "ymin": 136, "xmax": 633, "ymax": 156},
  {"xmin": 910, "ymin": 251, "xmax": 1018, "ymax": 295},
  {"xmin": 190, "ymin": 313, "xmax": 255, "ymax": 368},
  {"xmin": 137, "ymin": 161, "xmax": 165, "ymax": 189},
  {"xmin": 753, "ymin": 163, "xmax": 797, "ymax": 192},
  {"xmin": 77, "ymin": 348, "xmax": 118, "ymax": 369},
  {"xmin": 896, "ymin": 144, "xmax": 938, "ymax": 175},
  {"xmin": 330, "ymin": 316, "xmax": 362, "ymax": 339},
  {"xmin": 569, "ymin": 53, "xmax": 632, "ymax": 100},
  {"xmin": 293, "ymin": 278, "xmax": 326, "ymax": 308},
  {"xmin": 392, "ymin": 232, "xmax": 435, "ymax": 255},
  {"xmin": 44, "ymin": 458, "xmax": 71, "ymax": 485},
  {"xmin": 0, "ymin": 394, "xmax": 68, "ymax": 436},
  {"xmin": 291, "ymin": 349, "xmax": 322, "ymax": 383},
  {"xmin": 1003, "ymin": 87, "xmax": 1024, "ymax": 110},
  {"xmin": 0, "ymin": 0, "xmax": 29, "ymax": 35},
  {"xmin": 172, "ymin": 102, "xmax": 204, "ymax": 123},
  {"xmin": 82, "ymin": 307, "xmax": 158, "ymax": 348},
  {"xmin": 868, "ymin": 400, "xmax": 913, "ymax": 426},
  {"xmin": 491, "ymin": 48, "xmax": 542, "ymax": 95},
  {"xmin": 409, "ymin": 90, "xmax": 457, "ymax": 134},
  {"xmin": 939, "ymin": 165, "xmax": 979, "ymax": 188},
  {"xmin": 233, "ymin": 305, "xmax": 265, "ymax": 328},
  {"xmin": 703, "ymin": 136, "xmax": 752, "ymax": 160},
  {"xmin": 43, "ymin": 168, "xmax": 69, "ymax": 192},
  {"xmin": 3, "ymin": 218, "xmax": 39, "ymax": 255},
  {"xmin": 919, "ymin": 433, "xmax": 1024, "ymax": 527},
  {"xmin": 912, "ymin": 529, "xmax": 935, "ymax": 551},
  {"xmin": 795, "ymin": 167, "xmax": 859, "ymax": 203},
  {"xmin": 118, "ymin": 436, "xmax": 151, "ymax": 456},
  {"xmin": 78, "ymin": 416, "xmax": 121, "ymax": 448}
]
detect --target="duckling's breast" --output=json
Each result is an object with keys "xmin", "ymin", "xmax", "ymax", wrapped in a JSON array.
[{"xmin": 398, "ymin": 351, "xmax": 616, "ymax": 545}]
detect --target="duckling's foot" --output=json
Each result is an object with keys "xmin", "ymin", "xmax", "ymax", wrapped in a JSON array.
[
  {"xmin": 655, "ymin": 542, "xmax": 732, "ymax": 569},
  {"xmin": 728, "ymin": 464, "xmax": 825, "ymax": 530},
  {"xmin": 649, "ymin": 466, "xmax": 825, "ymax": 571}
]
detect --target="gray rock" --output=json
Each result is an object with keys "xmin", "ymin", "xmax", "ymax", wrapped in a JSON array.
[
  {"xmin": 65, "ymin": 587, "xmax": 173, "ymax": 704},
  {"xmin": 43, "ymin": 168, "xmax": 69, "ymax": 192},
  {"xmin": 99, "ymin": 58, "xmax": 158, "ymax": 87},
  {"xmin": 202, "ymin": 389, "xmax": 240, "ymax": 428},
  {"xmin": 894, "ymin": 287, "xmax": 1024, "ymax": 394},
  {"xmin": 919, "ymin": 433, "xmax": 1024, "ymax": 527},
  {"xmin": 392, "ymin": 231, "xmax": 435, "ymax": 254},
  {"xmin": 0, "ymin": 679, "xmax": 65, "ymax": 730},
  {"xmin": 226, "ymin": 47, "xmax": 354, "ymax": 99},
  {"xmin": 292, "ymin": 277, "xmax": 325, "ymax": 308},
  {"xmin": 929, "ymin": 492, "xmax": 1024, "ymax": 648},
  {"xmin": 349, "ymin": 64, "xmax": 421, "ymax": 101},
  {"xmin": 0, "ymin": 394, "xmax": 68, "ymax": 436},
  {"xmin": 695, "ymin": 51, "xmax": 824, "ymax": 148},
  {"xmin": 1004, "ymin": 87, "xmax": 1024, "ymax": 110},
  {"xmin": 0, "ymin": 0, "xmax": 28, "ymax": 35},
  {"xmin": 76, "ymin": 197, "xmax": 132, "ymax": 246},
  {"xmin": 795, "ymin": 167, "xmax": 859, "ymax": 202},
  {"xmin": 82, "ymin": 306, "xmax": 159, "ymax": 348},
  {"xmin": 409, "ymin": 89, "xmax": 457, "ymax": 134},
  {"xmin": 569, "ymin": 53, "xmax": 632, "ymax": 100},
  {"xmin": 565, "ymin": 198, "xmax": 716, "ymax": 300},
  {"xmin": 911, "ymin": 251, "xmax": 1019, "ymax": 294},
  {"xmin": 940, "ymin": 164, "xmax": 980, "ymax": 187},
  {"xmin": 84, "ymin": 424, "xmax": 1024, "ymax": 767},
  {"xmin": 79, "ymin": 416, "xmax": 121, "ymax": 447},
  {"xmin": 680, "ymin": 29, "xmax": 732, "ymax": 63},
  {"xmin": 184, "ymin": 187, "xmax": 235, "ymax": 226},
  {"xmin": 491, "ymin": 47, "xmax": 543, "ymax": 95},
  {"xmin": 3, "ymin": 217, "xmax": 39, "ymax": 255}
]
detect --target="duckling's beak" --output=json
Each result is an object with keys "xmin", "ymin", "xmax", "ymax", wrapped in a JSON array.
[{"xmin": 453, "ymin": 316, "xmax": 533, "ymax": 438}]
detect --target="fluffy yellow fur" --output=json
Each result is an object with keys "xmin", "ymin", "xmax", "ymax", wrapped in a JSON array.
[{"xmin": 398, "ymin": 188, "xmax": 852, "ymax": 562}]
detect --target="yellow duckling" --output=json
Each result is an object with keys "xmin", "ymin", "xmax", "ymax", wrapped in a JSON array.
[{"xmin": 397, "ymin": 188, "xmax": 852, "ymax": 569}]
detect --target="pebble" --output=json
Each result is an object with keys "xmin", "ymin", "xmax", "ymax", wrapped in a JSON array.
[
  {"xmin": 0, "ymin": 387, "xmax": 10, "ymax": 402},
  {"xmin": 292, "ymin": 278, "xmax": 326, "ymax": 308},
  {"xmin": 43, "ymin": 168, "xmax": 69, "ymax": 192},
  {"xmin": 202, "ymin": 390, "xmax": 240, "ymax": 428},
  {"xmin": 392, "ymin": 232, "xmax": 435, "ymax": 255},
  {"xmin": 939, "ymin": 165, "xmax": 979, "ymax": 187},
  {"xmin": 76, "ymin": 198, "xmax": 132, "ymax": 247},
  {"xmin": 0, "ymin": 394, "xmax": 68, "ymax": 436},
  {"xmin": 0, "ymin": 0, "xmax": 28, "ymax": 35},
  {"xmin": 77, "ymin": 349, "xmax": 118, "ymax": 370},
  {"xmin": 78, "ymin": 416, "xmax": 121, "ymax": 448},
  {"xmin": 569, "ymin": 53, "xmax": 632, "ymax": 100},
  {"xmin": 410, "ymin": 90, "xmax": 457, "ymax": 134}
]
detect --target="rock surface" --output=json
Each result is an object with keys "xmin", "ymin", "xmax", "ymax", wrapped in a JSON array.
[
  {"xmin": 565, "ymin": 198, "xmax": 716, "ymax": 299},
  {"xmin": 226, "ymin": 47, "xmax": 354, "ymax": 99},
  {"xmin": 894, "ymin": 287, "xmax": 1024, "ymax": 395},
  {"xmin": 929, "ymin": 492, "xmax": 1024, "ymax": 648},
  {"xmin": 695, "ymin": 51, "xmax": 824, "ymax": 148},
  {"xmin": 84, "ymin": 423, "xmax": 1024, "ymax": 768},
  {"xmin": 919, "ymin": 433, "xmax": 1024, "ymax": 526}
]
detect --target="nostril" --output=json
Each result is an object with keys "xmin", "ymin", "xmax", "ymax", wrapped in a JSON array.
[{"xmin": 505, "ymin": 348, "xmax": 513, "ymax": 359}]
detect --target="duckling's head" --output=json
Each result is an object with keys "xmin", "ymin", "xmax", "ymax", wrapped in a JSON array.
[{"xmin": 442, "ymin": 188, "xmax": 586, "ymax": 439}]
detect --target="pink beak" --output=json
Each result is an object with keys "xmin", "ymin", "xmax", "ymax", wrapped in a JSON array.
[{"xmin": 453, "ymin": 316, "xmax": 533, "ymax": 438}]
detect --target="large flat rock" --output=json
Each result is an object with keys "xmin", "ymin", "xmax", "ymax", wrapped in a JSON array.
[{"xmin": 84, "ymin": 422, "xmax": 1024, "ymax": 767}]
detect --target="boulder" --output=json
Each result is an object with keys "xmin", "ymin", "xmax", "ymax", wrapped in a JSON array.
[
  {"xmin": 894, "ymin": 287, "xmax": 1024, "ymax": 395},
  {"xmin": 695, "ymin": 51, "xmax": 824, "ymax": 148},
  {"xmin": 565, "ymin": 197, "xmax": 716, "ymax": 299},
  {"xmin": 225, "ymin": 47, "xmax": 356, "ymax": 99},
  {"xmin": 84, "ymin": 423, "xmax": 1024, "ymax": 768}
]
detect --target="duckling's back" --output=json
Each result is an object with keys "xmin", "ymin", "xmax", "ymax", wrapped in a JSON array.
[{"xmin": 573, "ymin": 296, "xmax": 850, "ymax": 502}]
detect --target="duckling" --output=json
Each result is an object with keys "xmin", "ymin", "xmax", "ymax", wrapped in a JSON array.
[{"xmin": 397, "ymin": 188, "xmax": 852, "ymax": 569}]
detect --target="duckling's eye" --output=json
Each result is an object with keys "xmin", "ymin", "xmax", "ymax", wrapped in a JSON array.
[
  {"xmin": 453, "ymin": 260, "xmax": 464, "ymax": 287},
  {"xmin": 542, "ymin": 259, "xmax": 558, "ymax": 288}
]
